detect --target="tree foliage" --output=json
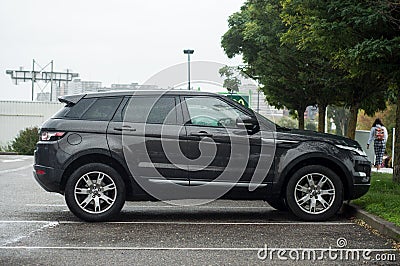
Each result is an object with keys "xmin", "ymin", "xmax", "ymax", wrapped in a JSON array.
[
  {"xmin": 219, "ymin": 65, "xmax": 242, "ymax": 93},
  {"xmin": 280, "ymin": 0, "xmax": 400, "ymax": 180},
  {"xmin": 10, "ymin": 127, "xmax": 39, "ymax": 155},
  {"xmin": 222, "ymin": 0, "xmax": 400, "ymax": 182},
  {"xmin": 222, "ymin": 0, "xmax": 347, "ymax": 130}
]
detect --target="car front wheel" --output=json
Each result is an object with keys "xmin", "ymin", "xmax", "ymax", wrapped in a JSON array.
[
  {"xmin": 65, "ymin": 163, "xmax": 126, "ymax": 222},
  {"xmin": 286, "ymin": 165, "xmax": 343, "ymax": 221}
]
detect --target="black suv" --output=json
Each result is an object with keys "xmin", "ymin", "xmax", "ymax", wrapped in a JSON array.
[{"xmin": 34, "ymin": 90, "xmax": 371, "ymax": 222}]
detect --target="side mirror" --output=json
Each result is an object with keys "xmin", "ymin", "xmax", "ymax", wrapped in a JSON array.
[{"xmin": 236, "ymin": 116, "xmax": 260, "ymax": 133}]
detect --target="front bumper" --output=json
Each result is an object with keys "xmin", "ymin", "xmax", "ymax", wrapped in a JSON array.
[{"xmin": 350, "ymin": 156, "xmax": 372, "ymax": 199}]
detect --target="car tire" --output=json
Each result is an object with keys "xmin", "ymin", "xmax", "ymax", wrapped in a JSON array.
[
  {"xmin": 285, "ymin": 165, "xmax": 343, "ymax": 221},
  {"xmin": 266, "ymin": 198, "xmax": 288, "ymax": 211},
  {"xmin": 65, "ymin": 163, "xmax": 126, "ymax": 222}
]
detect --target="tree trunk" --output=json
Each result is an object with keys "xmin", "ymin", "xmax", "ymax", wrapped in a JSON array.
[
  {"xmin": 393, "ymin": 92, "xmax": 400, "ymax": 183},
  {"xmin": 346, "ymin": 104, "xmax": 359, "ymax": 140},
  {"xmin": 318, "ymin": 104, "xmax": 327, "ymax": 133},
  {"xmin": 297, "ymin": 107, "xmax": 305, "ymax": 130}
]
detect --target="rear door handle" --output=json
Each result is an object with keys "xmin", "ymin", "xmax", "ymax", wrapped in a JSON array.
[
  {"xmin": 113, "ymin": 126, "xmax": 136, "ymax": 132},
  {"xmin": 190, "ymin": 131, "xmax": 213, "ymax": 138}
]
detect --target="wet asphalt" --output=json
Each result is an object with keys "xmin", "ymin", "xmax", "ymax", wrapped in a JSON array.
[{"xmin": 0, "ymin": 155, "xmax": 398, "ymax": 265}]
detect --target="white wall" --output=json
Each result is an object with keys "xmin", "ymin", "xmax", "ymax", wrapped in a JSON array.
[{"xmin": 0, "ymin": 101, "xmax": 64, "ymax": 147}]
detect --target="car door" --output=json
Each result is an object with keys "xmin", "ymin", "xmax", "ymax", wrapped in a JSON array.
[
  {"xmin": 107, "ymin": 95, "xmax": 189, "ymax": 190},
  {"xmin": 182, "ymin": 95, "xmax": 263, "ymax": 192}
]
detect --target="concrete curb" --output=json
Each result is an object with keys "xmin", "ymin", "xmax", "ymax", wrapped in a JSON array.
[
  {"xmin": 343, "ymin": 203, "xmax": 400, "ymax": 242},
  {"xmin": 0, "ymin": 152, "xmax": 18, "ymax": 155}
]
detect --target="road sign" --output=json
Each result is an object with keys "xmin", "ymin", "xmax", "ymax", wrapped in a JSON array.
[{"xmin": 219, "ymin": 93, "xmax": 250, "ymax": 108}]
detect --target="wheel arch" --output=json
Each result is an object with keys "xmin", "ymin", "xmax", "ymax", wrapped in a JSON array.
[
  {"xmin": 275, "ymin": 154, "xmax": 352, "ymax": 200},
  {"xmin": 60, "ymin": 152, "xmax": 133, "ymax": 198}
]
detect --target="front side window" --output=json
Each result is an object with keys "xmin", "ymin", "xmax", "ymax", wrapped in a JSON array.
[{"xmin": 184, "ymin": 96, "xmax": 248, "ymax": 128}]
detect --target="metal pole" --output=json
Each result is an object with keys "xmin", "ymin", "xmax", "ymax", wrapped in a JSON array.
[
  {"xmin": 31, "ymin": 59, "xmax": 35, "ymax": 101},
  {"xmin": 187, "ymin": 53, "xmax": 191, "ymax": 90},
  {"xmin": 392, "ymin": 128, "xmax": 395, "ymax": 168},
  {"xmin": 257, "ymin": 89, "xmax": 260, "ymax": 112},
  {"xmin": 183, "ymin": 49, "xmax": 194, "ymax": 90},
  {"xmin": 66, "ymin": 69, "xmax": 69, "ymax": 95},
  {"xmin": 50, "ymin": 60, "xmax": 54, "ymax": 101}
]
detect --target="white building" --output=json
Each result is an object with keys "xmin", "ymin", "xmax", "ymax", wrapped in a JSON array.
[
  {"xmin": 239, "ymin": 82, "xmax": 285, "ymax": 119},
  {"xmin": 0, "ymin": 101, "xmax": 64, "ymax": 147},
  {"xmin": 65, "ymin": 79, "xmax": 102, "ymax": 95}
]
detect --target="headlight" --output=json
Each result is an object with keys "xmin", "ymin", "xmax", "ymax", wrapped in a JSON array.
[{"xmin": 335, "ymin": 144, "xmax": 367, "ymax": 156}]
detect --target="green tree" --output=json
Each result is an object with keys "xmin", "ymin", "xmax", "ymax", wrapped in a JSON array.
[
  {"xmin": 10, "ymin": 127, "xmax": 39, "ymax": 155},
  {"xmin": 280, "ymin": 0, "xmax": 400, "ymax": 181},
  {"xmin": 327, "ymin": 106, "xmax": 349, "ymax": 136},
  {"xmin": 219, "ymin": 65, "xmax": 242, "ymax": 93},
  {"xmin": 221, "ymin": 0, "xmax": 342, "ymax": 131}
]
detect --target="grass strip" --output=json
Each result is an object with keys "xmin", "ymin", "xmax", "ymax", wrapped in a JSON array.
[{"xmin": 352, "ymin": 172, "xmax": 400, "ymax": 227}]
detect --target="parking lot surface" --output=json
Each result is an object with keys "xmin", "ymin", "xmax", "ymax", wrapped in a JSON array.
[{"xmin": 0, "ymin": 155, "xmax": 398, "ymax": 265}]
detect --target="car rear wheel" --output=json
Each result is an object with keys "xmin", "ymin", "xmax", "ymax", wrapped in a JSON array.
[
  {"xmin": 65, "ymin": 163, "xmax": 126, "ymax": 222},
  {"xmin": 286, "ymin": 165, "xmax": 343, "ymax": 221}
]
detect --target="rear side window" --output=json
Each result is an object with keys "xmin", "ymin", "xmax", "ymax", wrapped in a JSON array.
[
  {"xmin": 113, "ymin": 96, "xmax": 177, "ymax": 124},
  {"xmin": 81, "ymin": 97, "xmax": 122, "ymax": 121},
  {"xmin": 61, "ymin": 97, "xmax": 122, "ymax": 121},
  {"xmin": 64, "ymin": 98, "xmax": 96, "ymax": 118}
]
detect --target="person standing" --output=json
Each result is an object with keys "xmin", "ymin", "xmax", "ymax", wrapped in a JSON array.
[{"xmin": 367, "ymin": 118, "xmax": 388, "ymax": 170}]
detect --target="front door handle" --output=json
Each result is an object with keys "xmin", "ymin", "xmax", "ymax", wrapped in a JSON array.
[
  {"xmin": 190, "ymin": 131, "xmax": 213, "ymax": 138},
  {"xmin": 113, "ymin": 126, "xmax": 136, "ymax": 132}
]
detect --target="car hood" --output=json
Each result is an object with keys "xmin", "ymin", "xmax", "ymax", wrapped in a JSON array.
[{"xmin": 276, "ymin": 127, "xmax": 361, "ymax": 148}]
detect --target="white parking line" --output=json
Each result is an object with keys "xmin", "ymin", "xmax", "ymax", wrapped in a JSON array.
[
  {"xmin": 1, "ymin": 159, "xmax": 24, "ymax": 163},
  {"xmin": 26, "ymin": 204, "xmax": 67, "ymax": 207},
  {"xmin": 1, "ymin": 222, "xmax": 59, "ymax": 247},
  {"xmin": 0, "ymin": 165, "xmax": 32, "ymax": 174},
  {"xmin": 26, "ymin": 204, "xmax": 275, "ymax": 210},
  {"xmin": 0, "ymin": 220, "xmax": 354, "ymax": 225},
  {"xmin": 0, "ymin": 246, "xmax": 395, "ymax": 252}
]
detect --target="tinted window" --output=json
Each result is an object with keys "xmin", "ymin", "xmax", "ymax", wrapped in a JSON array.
[
  {"xmin": 185, "ymin": 96, "xmax": 248, "ymax": 128},
  {"xmin": 113, "ymin": 96, "xmax": 177, "ymax": 124},
  {"xmin": 64, "ymin": 98, "xmax": 96, "ymax": 118},
  {"xmin": 81, "ymin": 97, "xmax": 122, "ymax": 121}
]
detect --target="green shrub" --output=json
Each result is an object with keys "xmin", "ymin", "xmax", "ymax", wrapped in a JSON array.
[
  {"xmin": 277, "ymin": 116, "xmax": 298, "ymax": 129},
  {"xmin": 305, "ymin": 120, "xmax": 317, "ymax": 131},
  {"xmin": 10, "ymin": 127, "xmax": 39, "ymax": 155}
]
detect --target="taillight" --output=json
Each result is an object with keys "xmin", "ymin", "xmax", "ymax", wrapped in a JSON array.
[{"xmin": 40, "ymin": 131, "xmax": 66, "ymax": 141}]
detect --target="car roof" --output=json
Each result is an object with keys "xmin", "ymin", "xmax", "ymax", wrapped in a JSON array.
[{"xmin": 59, "ymin": 90, "xmax": 220, "ymax": 103}]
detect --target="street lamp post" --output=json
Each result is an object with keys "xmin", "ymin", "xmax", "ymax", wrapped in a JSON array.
[{"xmin": 183, "ymin": 49, "xmax": 194, "ymax": 90}]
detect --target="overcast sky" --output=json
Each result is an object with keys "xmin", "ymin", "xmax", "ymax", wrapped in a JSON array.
[{"xmin": 0, "ymin": 0, "xmax": 245, "ymax": 100}]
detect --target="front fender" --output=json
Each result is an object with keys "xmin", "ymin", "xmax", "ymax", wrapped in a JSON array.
[{"xmin": 269, "ymin": 141, "xmax": 353, "ymax": 199}]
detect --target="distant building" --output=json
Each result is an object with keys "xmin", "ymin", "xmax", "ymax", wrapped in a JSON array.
[
  {"xmin": 36, "ymin": 92, "xmax": 51, "ymax": 102},
  {"xmin": 136, "ymin": 84, "xmax": 160, "ymax": 90},
  {"xmin": 239, "ymin": 82, "xmax": 284, "ymax": 118},
  {"xmin": 110, "ymin": 83, "xmax": 138, "ymax": 90},
  {"xmin": 66, "ymin": 79, "xmax": 102, "ymax": 95}
]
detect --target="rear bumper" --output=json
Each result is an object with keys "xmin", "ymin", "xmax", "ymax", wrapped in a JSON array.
[{"xmin": 33, "ymin": 164, "xmax": 63, "ymax": 193}]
